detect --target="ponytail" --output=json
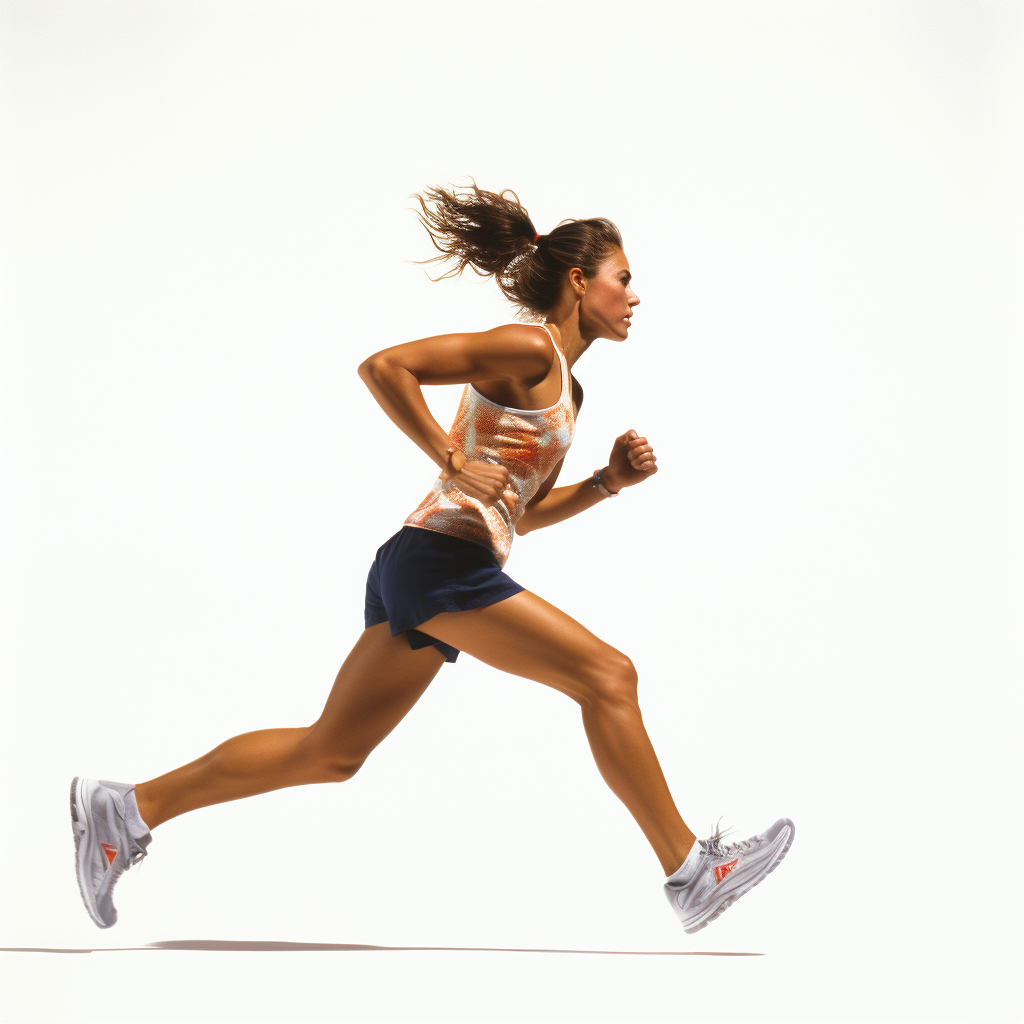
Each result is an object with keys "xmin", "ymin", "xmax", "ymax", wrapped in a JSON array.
[{"xmin": 410, "ymin": 179, "xmax": 623, "ymax": 319}]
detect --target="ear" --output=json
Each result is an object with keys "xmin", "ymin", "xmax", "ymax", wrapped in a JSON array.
[{"xmin": 568, "ymin": 267, "xmax": 586, "ymax": 297}]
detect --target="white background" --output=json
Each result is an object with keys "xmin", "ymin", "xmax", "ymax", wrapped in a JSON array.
[{"xmin": 2, "ymin": 2, "xmax": 1021, "ymax": 1022}]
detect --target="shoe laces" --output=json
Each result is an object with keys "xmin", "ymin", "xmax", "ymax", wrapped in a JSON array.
[
  {"xmin": 699, "ymin": 817, "xmax": 759, "ymax": 858},
  {"xmin": 698, "ymin": 817, "xmax": 733, "ymax": 855}
]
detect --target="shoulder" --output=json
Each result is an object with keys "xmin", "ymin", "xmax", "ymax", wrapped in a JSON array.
[
  {"xmin": 483, "ymin": 321, "xmax": 555, "ymax": 353},
  {"xmin": 480, "ymin": 322, "xmax": 555, "ymax": 383}
]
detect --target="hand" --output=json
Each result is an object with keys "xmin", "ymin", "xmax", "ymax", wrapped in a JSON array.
[
  {"xmin": 446, "ymin": 458, "xmax": 519, "ymax": 510},
  {"xmin": 604, "ymin": 429, "xmax": 658, "ymax": 492}
]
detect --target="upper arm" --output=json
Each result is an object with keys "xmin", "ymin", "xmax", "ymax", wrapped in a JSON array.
[{"xmin": 358, "ymin": 323, "xmax": 554, "ymax": 388}]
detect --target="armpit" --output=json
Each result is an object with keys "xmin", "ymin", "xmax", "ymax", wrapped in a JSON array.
[{"xmin": 571, "ymin": 376, "xmax": 584, "ymax": 418}]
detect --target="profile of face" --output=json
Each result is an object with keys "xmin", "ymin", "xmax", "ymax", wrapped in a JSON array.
[{"xmin": 577, "ymin": 247, "xmax": 640, "ymax": 342}]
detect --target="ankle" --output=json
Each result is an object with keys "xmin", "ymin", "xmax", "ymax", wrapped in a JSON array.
[
  {"xmin": 131, "ymin": 784, "xmax": 159, "ymax": 832},
  {"xmin": 664, "ymin": 832, "xmax": 698, "ymax": 877}
]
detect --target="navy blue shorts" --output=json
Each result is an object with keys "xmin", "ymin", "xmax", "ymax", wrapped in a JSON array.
[{"xmin": 364, "ymin": 526, "xmax": 525, "ymax": 663}]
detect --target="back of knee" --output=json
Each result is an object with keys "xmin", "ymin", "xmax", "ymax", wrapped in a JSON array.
[
  {"xmin": 299, "ymin": 733, "xmax": 366, "ymax": 783},
  {"xmin": 316, "ymin": 755, "xmax": 365, "ymax": 784}
]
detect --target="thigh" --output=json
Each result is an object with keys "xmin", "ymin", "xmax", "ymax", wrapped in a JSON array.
[
  {"xmin": 416, "ymin": 590, "xmax": 629, "ymax": 704},
  {"xmin": 308, "ymin": 621, "xmax": 446, "ymax": 759}
]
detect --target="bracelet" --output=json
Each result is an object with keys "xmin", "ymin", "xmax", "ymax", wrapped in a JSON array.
[{"xmin": 592, "ymin": 466, "xmax": 619, "ymax": 497}]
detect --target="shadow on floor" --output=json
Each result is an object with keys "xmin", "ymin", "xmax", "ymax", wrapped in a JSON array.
[{"xmin": 2, "ymin": 939, "xmax": 762, "ymax": 956}]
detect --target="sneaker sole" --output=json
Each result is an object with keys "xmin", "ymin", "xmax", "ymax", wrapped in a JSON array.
[
  {"xmin": 682, "ymin": 818, "xmax": 795, "ymax": 934},
  {"xmin": 70, "ymin": 777, "xmax": 113, "ymax": 929}
]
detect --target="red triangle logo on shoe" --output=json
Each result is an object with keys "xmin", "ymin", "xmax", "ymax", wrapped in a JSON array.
[
  {"xmin": 715, "ymin": 858, "xmax": 738, "ymax": 883},
  {"xmin": 101, "ymin": 843, "xmax": 117, "ymax": 867}
]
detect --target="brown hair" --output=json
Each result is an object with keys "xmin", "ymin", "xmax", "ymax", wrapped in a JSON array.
[{"xmin": 410, "ymin": 179, "xmax": 623, "ymax": 320}]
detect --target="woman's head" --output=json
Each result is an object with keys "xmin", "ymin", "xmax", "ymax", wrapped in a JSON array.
[{"xmin": 411, "ymin": 180, "xmax": 637, "ymax": 336}]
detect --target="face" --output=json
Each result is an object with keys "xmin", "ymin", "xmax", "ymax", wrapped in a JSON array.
[{"xmin": 578, "ymin": 247, "xmax": 640, "ymax": 341}]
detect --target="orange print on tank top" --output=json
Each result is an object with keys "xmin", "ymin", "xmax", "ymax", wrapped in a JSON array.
[{"xmin": 403, "ymin": 324, "xmax": 575, "ymax": 568}]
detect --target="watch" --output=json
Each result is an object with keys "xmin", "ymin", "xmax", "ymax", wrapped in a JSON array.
[{"xmin": 592, "ymin": 467, "xmax": 619, "ymax": 497}]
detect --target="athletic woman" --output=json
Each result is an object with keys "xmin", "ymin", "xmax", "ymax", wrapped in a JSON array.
[{"xmin": 71, "ymin": 182, "xmax": 794, "ymax": 935}]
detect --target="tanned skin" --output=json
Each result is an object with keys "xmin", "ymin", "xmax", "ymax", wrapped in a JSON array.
[{"xmin": 134, "ymin": 247, "xmax": 697, "ymax": 876}]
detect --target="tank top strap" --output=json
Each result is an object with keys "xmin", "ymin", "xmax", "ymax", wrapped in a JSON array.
[{"xmin": 538, "ymin": 323, "xmax": 569, "ymax": 403}]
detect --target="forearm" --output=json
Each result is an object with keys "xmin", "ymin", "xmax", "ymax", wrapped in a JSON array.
[
  {"xmin": 357, "ymin": 358, "xmax": 453, "ymax": 472},
  {"xmin": 515, "ymin": 478, "xmax": 607, "ymax": 535}
]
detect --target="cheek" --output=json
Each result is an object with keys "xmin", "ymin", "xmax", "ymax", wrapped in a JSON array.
[{"xmin": 587, "ymin": 280, "xmax": 620, "ymax": 314}]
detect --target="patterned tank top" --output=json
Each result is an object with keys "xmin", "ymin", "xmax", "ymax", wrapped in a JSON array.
[{"xmin": 403, "ymin": 323, "xmax": 575, "ymax": 567}]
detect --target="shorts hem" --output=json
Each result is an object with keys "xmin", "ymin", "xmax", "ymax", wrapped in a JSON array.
[{"xmin": 394, "ymin": 582, "xmax": 524, "ymax": 632}]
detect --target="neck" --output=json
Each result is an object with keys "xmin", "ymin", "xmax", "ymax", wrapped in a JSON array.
[{"xmin": 543, "ymin": 304, "xmax": 594, "ymax": 370}]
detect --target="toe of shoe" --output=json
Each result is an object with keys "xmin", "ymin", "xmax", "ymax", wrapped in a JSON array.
[
  {"xmin": 94, "ymin": 886, "xmax": 117, "ymax": 928},
  {"xmin": 765, "ymin": 818, "xmax": 795, "ymax": 845}
]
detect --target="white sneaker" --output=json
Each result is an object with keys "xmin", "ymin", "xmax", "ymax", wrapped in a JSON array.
[
  {"xmin": 70, "ymin": 777, "xmax": 151, "ymax": 928},
  {"xmin": 664, "ymin": 817, "xmax": 794, "ymax": 934}
]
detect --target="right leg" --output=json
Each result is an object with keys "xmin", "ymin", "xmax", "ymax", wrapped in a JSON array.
[{"xmin": 134, "ymin": 622, "xmax": 446, "ymax": 828}]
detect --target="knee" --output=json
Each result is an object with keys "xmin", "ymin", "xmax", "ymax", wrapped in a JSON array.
[{"xmin": 578, "ymin": 649, "xmax": 639, "ymax": 710}]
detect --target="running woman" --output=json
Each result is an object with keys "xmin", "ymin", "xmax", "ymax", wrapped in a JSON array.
[{"xmin": 71, "ymin": 182, "xmax": 794, "ymax": 934}]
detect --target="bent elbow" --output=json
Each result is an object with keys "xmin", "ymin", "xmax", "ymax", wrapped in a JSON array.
[{"xmin": 359, "ymin": 354, "xmax": 407, "ymax": 386}]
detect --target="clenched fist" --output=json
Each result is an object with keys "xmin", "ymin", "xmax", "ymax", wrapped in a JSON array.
[
  {"xmin": 445, "ymin": 458, "xmax": 519, "ymax": 510},
  {"xmin": 604, "ymin": 429, "xmax": 658, "ymax": 492}
]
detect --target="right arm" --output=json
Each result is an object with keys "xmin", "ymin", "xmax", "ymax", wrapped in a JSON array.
[{"xmin": 357, "ymin": 324, "xmax": 553, "ymax": 506}]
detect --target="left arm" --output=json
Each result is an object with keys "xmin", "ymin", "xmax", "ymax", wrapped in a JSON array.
[
  {"xmin": 515, "ymin": 468, "xmax": 605, "ymax": 535},
  {"xmin": 515, "ymin": 381, "xmax": 658, "ymax": 536}
]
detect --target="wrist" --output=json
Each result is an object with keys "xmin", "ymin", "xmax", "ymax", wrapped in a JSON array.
[
  {"xmin": 592, "ymin": 466, "xmax": 620, "ymax": 497},
  {"xmin": 441, "ymin": 446, "xmax": 466, "ymax": 479}
]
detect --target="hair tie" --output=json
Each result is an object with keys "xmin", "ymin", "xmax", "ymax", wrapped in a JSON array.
[{"xmin": 533, "ymin": 232, "xmax": 540, "ymax": 243}]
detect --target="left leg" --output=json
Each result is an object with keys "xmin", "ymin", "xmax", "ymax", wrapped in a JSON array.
[
  {"xmin": 419, "ymin": 591, "xmax": 795, "ymax": 934},
  {"xmin": 417, "ymin": 590, "xmax": 696, "ymax": 875}
]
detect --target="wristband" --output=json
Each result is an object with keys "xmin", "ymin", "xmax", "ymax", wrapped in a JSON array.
[{"xmin": 592, "ymin": 467, "xmax": 619, "ymax": 497}]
